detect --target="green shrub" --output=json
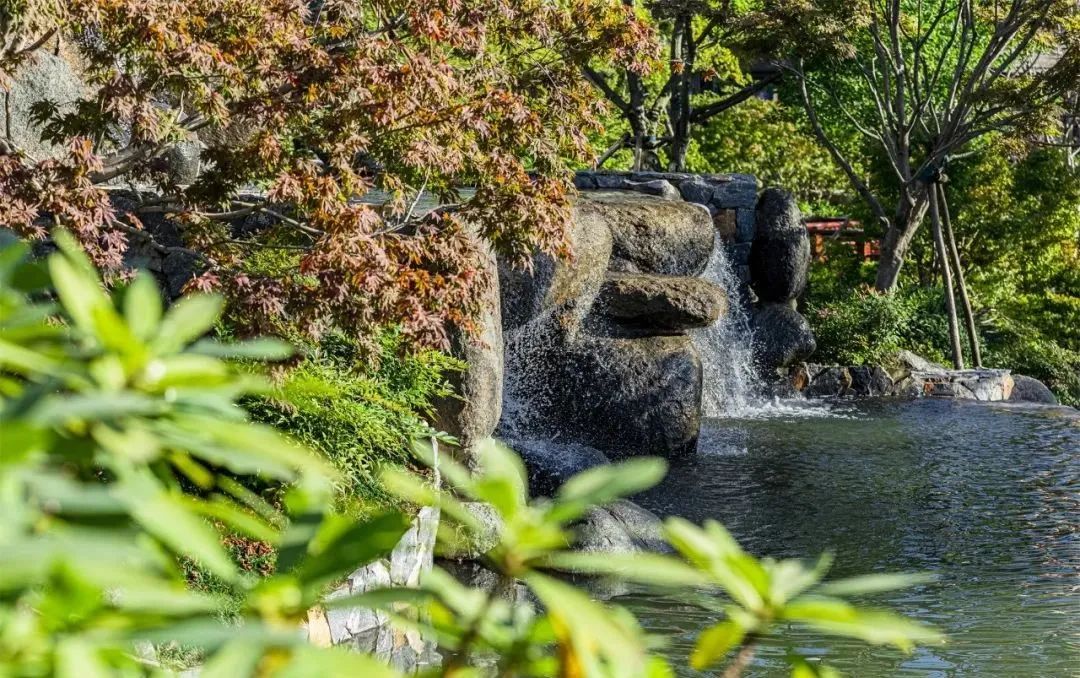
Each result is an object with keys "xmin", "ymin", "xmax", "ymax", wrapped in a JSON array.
[
  {"xmin": 807, "ymin": 278, "xmax": 1080, "ymax": 405},
  {"xmin": 244, "ymin": 330, "xmax": 462, "ymax": 514},
  {"xmin": 0, "ymin": 233, "xmax": 406, "ymax": 676},
  {"xmin": 980, "ymin": 312, "xmax": 1080, "ymax": 407},
  {"xmin": 807, "ymin": 284, "xmax": 952, "ymax": 367}
]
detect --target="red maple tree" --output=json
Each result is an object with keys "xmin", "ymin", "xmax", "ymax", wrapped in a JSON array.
[{"xmin": 1, "ymin": 0, "xmax": 654, "ymax": 346}]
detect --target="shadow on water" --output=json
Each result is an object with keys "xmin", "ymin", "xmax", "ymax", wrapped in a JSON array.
[{"xmin": 628, "ymin": 398, "xmax": 1080, "ymax": 677}]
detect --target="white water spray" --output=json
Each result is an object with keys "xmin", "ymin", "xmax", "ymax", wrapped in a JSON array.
[{"xmin": 692, "ymin": 240, "xmax": 764, "ymax": 417}]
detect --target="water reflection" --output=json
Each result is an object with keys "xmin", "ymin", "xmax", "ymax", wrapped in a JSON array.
[{"xmin": 630, "ymin": 399, "xmax": 1080, "ymax": 677}]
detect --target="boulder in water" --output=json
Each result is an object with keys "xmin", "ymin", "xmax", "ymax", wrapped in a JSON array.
[
  {"xmin": 577, "ymin": 192, "xmax": 714, "ymax": 276},
  {"xmin": 849, "ymin": 365, "xmax": 894, "ymax": 396},
  {"xmin": 573, "ymin": 500, "xmax": 670, "ymax": 554},
  {"xmin": 803, "ymin": 366, "xmax": 852, "ymax": 397},
  {"xmin": 510, "ymin": 439, "xmax": 610, "ymax": 497},
  {"xmin": 594, "ymin": 272, "xmax": 727, "ymax": 333},
  {"xmin": 519, "ymin": 334, "xmax": 702, "ymax": 458},
  {"xmin": 751, "ymin": 302, "xmax": 817, "ymax": 371},
  {"xmin": 1008, "ymin": 375, "xmax": 1058, "ymax": 405},
  {"xmin": 749, "ymin": 189, "xmax": 810, "ymax": 303}
]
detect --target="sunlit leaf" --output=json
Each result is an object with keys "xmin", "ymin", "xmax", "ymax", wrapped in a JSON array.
[
  {"xmin": 690, "ymin": 620, "xmax": 745, "ymax": 670},
  {"xmin": 540, "ymin": 552, "xmax": 709, "ymax": 588},
  {"xmin": 152, "ymin": 294, "xmax": 224, "ymax": 354},
  {"xmin": 782, "ymin": 597, "xmax": 944, "ymax": 651},
  {"xmin": 200, "ymin": 640, "xmax": 265, "ymax": 678},
  {"xmin": 816, "ymin": 572, "xmax": 938, "ymax": 597},
  {"xmin": 124, "ymin": 271, "xmax": 163, "ymax": 341}
]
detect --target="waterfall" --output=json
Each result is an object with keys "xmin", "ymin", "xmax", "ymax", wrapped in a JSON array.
[{"xmin": 692, "ymin": 240, "xmax": 763, "ymax": 417}]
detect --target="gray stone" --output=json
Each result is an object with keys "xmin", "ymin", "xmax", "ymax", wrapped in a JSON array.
[
  {"xmin": 605, "ymin": 499, "xmax": 671, "ymax": 553},
  {"xmin": 623, "ymin": 179, "xmax": 681, "ymax": 201},
  {"xmin": 573, "ymin": 172, "xmax": 599, "ymax": 189},
  {"xmin": 3, "ymin": 52, "xmax": 86, "ymax": 160},
  {"xmin": 804, "ymin": 366, "xmax": 852, "ymax": 397},
  {"xmin": 511, "ymin": 440, "xmax": 610, "ymax": 497},
  {"xmin": 163, "ymin": 139, "xmax": 203, "ymax": 185},
  {"xmin": 750, "ymin": 188, "xmax": 811, "ymax": 303},
  {"xmin": 594, "ymin": 272, "xmax": 727, "ymax": 333},
  {"xmin": 433, "ymin": 244, "xmax": 503, "ymax": 462},
  {"xmin": 751, "ymin": 303, "xmax": 817, "ymax": 371},
  {"xmin": 1008, "ymin": 375, "xmax": 1058, "ymax": 405},
  {"xmin": 317, "ymin": 506, "xmax": 439, "ymax": 645},
  {"xmin": 909, "ymin": 369, "xmax": 1014, "ymax": 401},
  {"xmin": 895, "ymin": 350, "xmax": 946, "ymax": 373},
  {"xmin": 436, "ymin": 560, "xmax": 528, "ymax": 604},
  {"xmin": 678, "ymin": 178, "xmax": 714, "ymax": 205},
  {"xmin": 436, "ymin": 502, "xmax": 502, "ymax": 561},
  {"xmin": 709, "ymin": 177, "xmax": 758, "ymax": 209},
  {"xmin": 579, "ymin": 192, "xmax": 714, "ymax": 276},
  {"xmin": 593, "ymin": 172, "xmax": 633, "ymax": 189},
  {"xmin": 573, "ymin": 500, "xmax": 670, "ymax": 554},
  {"xmin": 848, "ymin": 365, "xmax": 894, "ymax": 396},
  {"xmin": 735, "ymin": 209, "xmax": 756, "ymax": 243},
  {"xmin": 498, "ymin": 202, "xmax": 613, "ymax": 337},
  {"xmin": 549, "ymin": 335, "xmax": 703, "ymax": 458},
  {"xmin": 574, "ymin": 506, "xmax": 641, "ymax": 553}
]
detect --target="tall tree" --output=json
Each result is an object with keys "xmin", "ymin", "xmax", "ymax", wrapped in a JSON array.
[
  {"xmin": 770, "ymin": 0, "xmax": 1079, "ymax": 292},
  {"xmin": 583, "ymin": 0, "xmax": 783, "ymax": 171}
]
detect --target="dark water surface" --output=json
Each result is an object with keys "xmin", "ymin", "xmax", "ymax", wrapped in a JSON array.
[{"xmin": 627, "ymin": 399, "xmax": 1080, "ymax": 677}]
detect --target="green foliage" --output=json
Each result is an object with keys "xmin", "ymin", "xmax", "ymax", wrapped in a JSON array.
[
  {"xmin": 0, "ymin": 236, "xmax": 406, "ymax": 676},
  {"xmin": 246, "ymin": 330, "xmax": 461, "ymax": 513},
  {"xmin": 806, "ymin": 283, "xmax": 953, "ymax": 367},
  {"xmin": 372, "ymin": 439, "xmax": 943, "ymax": 677},
  {"xmin": 686, "ymin": 97, "xmax": 850, "ymax": 213}
]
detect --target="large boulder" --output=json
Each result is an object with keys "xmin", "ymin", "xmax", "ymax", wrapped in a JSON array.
[
  {"xmin": 432, "ymin": 247, "xmax": 503, "ymax": 463},
  {"xmin": 1008, "ymin": 374, "xmax": 1058, "ymax": 405},
  {"xmin": 498, "ymin": 205, "xmax": 613, "ymax": 337},
  {"xmin": 752, "ymin": 303, "xmax": 817, "ymax": 371},
  {"xmin": 593, "ymin": 272, "xmax": 727, "ymax": 334},
  {"xmin": 3, "ymin": 52, "xmax": 86, "ymax": 160},
  {"xmin": 549, "ymin": 335, "xmax": 703, "ymax": 458},
  {"xmin": 749, "ymin": 189, "xmax": 811, "ymax": 303},
  {"xmin": 510, "ymin": 440, "xmax": 610, "ymax": 497},
  {"xmin": 576, "ymin": 192, "xmax": 714, "ymax": 276}
]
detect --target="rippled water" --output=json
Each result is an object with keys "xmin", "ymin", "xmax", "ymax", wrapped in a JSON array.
[{"xmin": 628, "ymin": 399, "xmax": 1080, "ymax": 677}]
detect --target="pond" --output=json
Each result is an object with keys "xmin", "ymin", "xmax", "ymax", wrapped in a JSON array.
[{"xmin": 627, "ymin": 398, "xmax": 1080, "ymax": 677}]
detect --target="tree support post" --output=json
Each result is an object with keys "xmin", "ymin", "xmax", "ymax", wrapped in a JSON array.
[
  {"xmin": 927, "ymin": 177, "xmax": 965, "ymax": 370},
  {"xmin": 937, "ymin": 182, "xmax": 982, "ymax": 367}
]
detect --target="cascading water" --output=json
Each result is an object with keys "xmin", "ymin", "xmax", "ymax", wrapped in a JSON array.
[{"xmin": 692, "ymin": 240, "xmax": 764, "ymax": 417}]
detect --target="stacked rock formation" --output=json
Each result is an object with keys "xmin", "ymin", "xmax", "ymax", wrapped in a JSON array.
[
  {"xmin": 748, "ymin": 189, "xmax": 816, "ymax": 371},
  {"xmin": 498, "ymin": 191, "xmax": 726, "ymax": 459}
]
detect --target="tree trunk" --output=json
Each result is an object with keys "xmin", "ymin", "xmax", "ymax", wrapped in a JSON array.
[
  {"xmin": 929, "ymin": 185, "xmax": 964, "ymax": 370},
  {"xmin": 938, "ymin": 183, "xmax": 982, "ymax": 367},
  {"xmin": 874, "ymin": 186, "xmax": 929, "ymax": 292},
  {"xmin": 667, "ymin": 15, "xmax": 692, "ymax": 172},
  {"xmin": 627, "ymin": 71, "xmax": 649, "ymax": 171}
]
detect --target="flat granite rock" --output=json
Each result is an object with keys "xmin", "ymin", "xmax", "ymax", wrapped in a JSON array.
[
  {"xmin": 594, "ymin": 272, "xmax": 727, "ymax": 333},
  {"xmin": 575, "ymin": 192, "xmax": 715, "ymax": 277}
]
